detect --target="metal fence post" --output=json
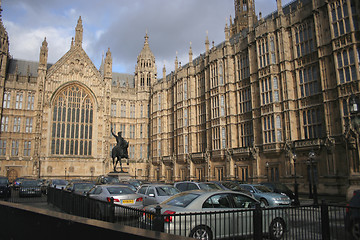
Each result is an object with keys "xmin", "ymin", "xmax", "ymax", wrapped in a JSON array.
[
  {"xmin": 109, "ymin": 197, "xmax": 115, "ymax": 223},
  {"xmin": 153, "ymin": 205, "xmax": 164, "ymax": 232},
  {"xmin": 253, "ymin": 203, "xmax": 263, "ymax": 240},
  {"xmin": 321, "ymin": 200, "xmax": 330, "ymax": 240}
]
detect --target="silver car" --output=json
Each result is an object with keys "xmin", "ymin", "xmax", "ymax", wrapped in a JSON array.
[
  {"xmin": 240, "ymin": 184, "xmax": 291, "ymax": 207},
  {"xmin": 144, "ymin": 190, "xmax": 288, "ymax": 239},
  {"xmin": 88, "ymin": 184, "xmax": 144, "ymax": 216},
  {"xmin": 137, "ymin": 184, "xmax": 180, "ymax": 206}
]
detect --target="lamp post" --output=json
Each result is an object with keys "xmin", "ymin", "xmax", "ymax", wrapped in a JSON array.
[
  {"xmin": 350, "ymin": 95, "xmax": 360, "ymax": 132},
  {"xmin": 266, "ymin": 162, "xmax": 269, "ymax": 182},
  {"xmin": 292, "ymin": 153, "xmax": 299, "ymax": 205},
  {"xmin": 307, "ymin": 151, "xmax": 318, "ymax": 205}
]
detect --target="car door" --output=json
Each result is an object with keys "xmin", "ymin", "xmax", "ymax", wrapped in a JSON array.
[
  {"xmin": 230, "ymin": 193, "xmax": 257, "ymax": 237},
  {"xmin": 145, "ymin": 187, "xmax": 158, "ymax": 205},
  {"xmin": 202, "ymin": 193, "xmax": 234, "ymax": 239},
  {"xmin": 137, "ymin": 186, "xmax": 149, "ymax": 205}
]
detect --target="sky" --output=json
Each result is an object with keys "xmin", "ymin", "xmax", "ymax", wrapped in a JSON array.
[{"xmin": 2, "ymin": 0, "xmax": 293, "ymax": 76}]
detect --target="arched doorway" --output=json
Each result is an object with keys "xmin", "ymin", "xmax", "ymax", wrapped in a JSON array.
[{"xmin": 7, "ymin": 168, "xmax": 18, "ymax": 183}]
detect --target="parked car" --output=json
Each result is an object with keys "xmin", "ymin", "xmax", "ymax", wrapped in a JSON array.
[
  {"xmin": 64, "ymin": 181, "xmax": 95, "ymax": 195},
  {"xmin": 239, "ymin": 184, "xmax": 291, "ymax": 207},
  {"xmin": 218, "ymin": 181, "xmax": 254, "ymax": 197},
  {"xmin": 143, "ymin": 190, "xmax": 288, "ymax": 239},
  {"xmin": 87, "ymin": 184, "xmax": 143, "ymax": 216},
  {"xmin": 345, "ymin": 190, "xmax": 360, "ymax": 239},
  {"xmin": 12, "ymin": 177, "xmax": 26, "ymax": 190},
  {"xmin": 48, "ymin": 179, "xmax": 69, "ymax": 189},
  {"xmin": 137, "ymin": 184, "xmax": 180, "ymax": 206},
  {"xmin": 174, "ymin": 181, "xmax": 222, "ymax": 192},
  {"xmin": 0, "ymin": 176, "xmax": 11, "ymax": 198},
  {"xmin": 19, "ymin": 179, "xmax": 42, "ymax": 197},
  {"xmin": 260, "ymin": 182, "xmax": 299, "ymax": 206},
  {"xmin": 94, "ymin": 175, "xmax": 120, "ymax": 185}
]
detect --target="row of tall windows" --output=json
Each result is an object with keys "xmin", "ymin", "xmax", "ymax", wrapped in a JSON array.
[
  {"xmin": 258, "ymin": 38, "xmax": 269, "ymax": 68},
  {"xmin": 2, "ymin": 91, "xmax": 35, "ymax": 110},
  {"xmin": 0, "ymin": 116, "xmax": 33, "ymax": 133},
  {"xmin": 0, "ymin": 139, "xmax": 31, "ymax": 156},
  {"xmin": 302, "ymin": 108, "xmax": 323, "ymax": 139},
  {"xmin": 337, "ymin": 47, "xmax": 357, "ymax": 83},
  {"xmin": 236, "ymin": 53, "xmax": 250, "ymax": 81},
  {"xmin": 263, "ymin": 115, "xmax": 282, "ymax": 144},
  {"xmin": 299, "ymin": 65, "xmax": 320, "ymax": 97},
  {"xmin": 330, "ymin": 0, "xmax": 355, "ymax": 38},
  {"xmin": 295, "ymin": 23, "xmax": 315, "ymax": 58},
  {"xmin": 238, "ymin": 87, "xmax": 252, "ymax": 113}
]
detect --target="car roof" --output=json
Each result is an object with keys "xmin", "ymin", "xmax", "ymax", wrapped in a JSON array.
[{"xmin": 141, "ymin": 184, "xmax": 174, "ymax": 187}]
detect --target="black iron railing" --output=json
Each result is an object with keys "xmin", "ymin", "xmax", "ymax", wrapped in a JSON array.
[{"xmin": 46, "ymin": 187, "xmax": 358, "ymax": 240}]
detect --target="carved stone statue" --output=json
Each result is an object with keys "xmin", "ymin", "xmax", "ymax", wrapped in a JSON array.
[{"xmin": 111, "ymin": 127, "xmax": 129, "ymax": 172}]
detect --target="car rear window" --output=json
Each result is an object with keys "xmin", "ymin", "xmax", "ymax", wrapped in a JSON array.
[
  {"xmin": 106, "ymin": 187, "xmax": 134, "ymax": 195},
  {"xmin": 156, "ymin": 186, "xmax": 180, "ymax": 196},
  {"xmin": 163, "ymin": 193, "xmax": 200, "ymax": 208},
  {"xmin": 199, "ymin": 183, "xmax": 222, "ymax": 190}
]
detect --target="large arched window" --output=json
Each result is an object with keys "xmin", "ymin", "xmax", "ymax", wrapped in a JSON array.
[{"xmin": 51, "ymin": 85, "xmax": 93, "ymax": 156}]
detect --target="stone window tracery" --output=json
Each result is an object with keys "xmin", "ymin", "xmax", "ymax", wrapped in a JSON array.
[{"xmin": 51, "ymin": 85, "xmax": 93, "ymax": 156}]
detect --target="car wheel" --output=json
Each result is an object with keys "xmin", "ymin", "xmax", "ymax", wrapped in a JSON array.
[
  {"xmin": 189, "ymin": 225, "xmax": 213, "ymax": 240},
  {"xmin": 269, "ymin": 218, "xmax": 285, "ymax": 240},
  {"xmin": 260, "ymin": 198, "xmax": 269, "ymax": 207},
  {"xmin": 351, "ymin": 220, "xmax": 360, "ymax": 240}
]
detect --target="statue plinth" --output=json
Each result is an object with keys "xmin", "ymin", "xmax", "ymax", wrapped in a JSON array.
[{"xmin": 108, "ymin": 171, "xmax": 131, "ymax": 181}]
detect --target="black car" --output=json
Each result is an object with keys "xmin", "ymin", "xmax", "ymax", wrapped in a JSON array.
[
  {"xmin": 345, "ymin": 190, "xmax": 360, "ymax": 239},
  {"xmin": 0, "ymin": 176, "xmax": 11, "ymax": 198},
  {"xmin": 19, "ymin": 179, "xmax": 42, "ymax": 197},
  {"xmin": 260, "ymin": 182, "xmax": 299, "ymax": 206}
]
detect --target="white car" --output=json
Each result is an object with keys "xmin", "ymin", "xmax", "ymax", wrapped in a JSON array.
[
  {"xmin": 88, "ymin": 184, "xmax": 143, "ymax": 217},
  {"xmin": 144, "ymin": 190, "xmax": 288, "ymax": 240}
]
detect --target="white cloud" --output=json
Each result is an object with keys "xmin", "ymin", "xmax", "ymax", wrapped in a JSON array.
[{"xmin": 5, "ymin": 20, "xmax": 73, "ymax": 64}]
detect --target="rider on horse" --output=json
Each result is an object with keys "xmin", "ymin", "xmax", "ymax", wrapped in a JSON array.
[{"xmin": 111, "ymin": 127, "xmax": 129, "ymax": 172}]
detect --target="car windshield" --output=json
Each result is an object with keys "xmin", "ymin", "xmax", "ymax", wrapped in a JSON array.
[
  {"xmin": 156, "ymin": 186, "xmax": 180, "ymax": 196},
  {"xmin": 106, "ymin": 187, "xmax": 134, "ymax": 195},
  {"xmin": 163, "ymin": 193, "xmax": 200, "ymax": 208},
  {"xmin": 107, "ymin": 177, "xmax": 120, "ymax": 183},
  {"xmin": 254, "ymin": 185, "xmax": 272, "ymax": 193},
  {"xmin": 53, "ymin": 180, "xmax": 68, "ymax": 185},
  {"xmin": 74, "ymin": 183, "xmax": 94, "ymax": 191},
  {"xmin": 22, "ymin": 180, "xmax": 39, "ymax": 186},
  {"xmin": 198, "ymin": 183, "xmax": 222, "ymax": 190}
]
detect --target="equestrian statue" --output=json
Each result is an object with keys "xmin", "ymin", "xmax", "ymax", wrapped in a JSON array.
[{"xmin": 111, "ymin": 127, "xmax": 129, "ymax": 172}]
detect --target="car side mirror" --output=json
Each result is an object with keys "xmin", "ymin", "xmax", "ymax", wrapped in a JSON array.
[{"xmin": 149, "ymin": 193, "xmax": 155, "ymax": 197}]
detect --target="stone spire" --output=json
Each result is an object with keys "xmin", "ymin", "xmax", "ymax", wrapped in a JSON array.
[
  {"xmin": 189, "ymin": 42, "xmax": 193, "ymax": 64},
  {"xmin": 205, "ymin": 31, "xmax": 209, "ymax": 53},
  {"xmin": 104, "ymin": 48, "xmax": 112, "ymax": 78},
  {"xmin": 175, "ymin": 51, "xmax": 178, "ymax": 71},
  {"xmin": 39, "ymin": 37, "xmax": 48, "ymax": 68},
  {"xmin": 163, "ymin": 64, "xmax": 166, "ymax": 80},
  {"xmin": 277, "ymin": 0, "xmax": 283, "ymax": 15},
  {"xmin": 75, "ymin": 16, "xmax": 83, "ymax": 47}
]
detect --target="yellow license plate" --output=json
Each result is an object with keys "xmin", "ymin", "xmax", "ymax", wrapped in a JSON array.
[{"xmin": 122, "ymin": 199, "xmax": 134, "ymax": 204}]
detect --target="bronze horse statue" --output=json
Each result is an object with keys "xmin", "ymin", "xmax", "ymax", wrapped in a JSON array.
[{"xmin": 111, "ymin": 128, "xmax": 129, "ymax": 172}]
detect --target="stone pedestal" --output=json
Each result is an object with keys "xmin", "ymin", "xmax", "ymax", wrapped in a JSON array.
[{"xmin": 108, "ymin": 171, "xmax": 131, "ymax": 181}]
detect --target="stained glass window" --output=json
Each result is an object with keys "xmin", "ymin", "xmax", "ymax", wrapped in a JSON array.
[{"xmin": 51, "ymin": 85, "xmax": 93, "ymax": 156}]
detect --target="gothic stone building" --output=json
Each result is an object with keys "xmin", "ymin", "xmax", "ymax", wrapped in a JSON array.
[{"xmin": 0, "ymin": 0, "xmax": 359, "ymax": 197}]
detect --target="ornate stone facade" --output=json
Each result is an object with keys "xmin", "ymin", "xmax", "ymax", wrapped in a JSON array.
[{"xmin": 0, "ymin": 0, "xmax": 359, "ymax": 197}]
